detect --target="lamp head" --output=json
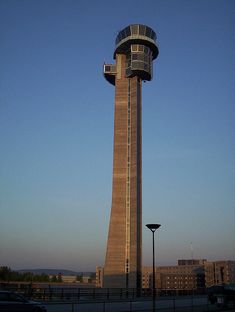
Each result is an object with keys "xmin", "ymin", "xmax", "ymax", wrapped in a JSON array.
[{"xmin": 146, "ymin": 224, "xmax": 161, "ymax": 232}]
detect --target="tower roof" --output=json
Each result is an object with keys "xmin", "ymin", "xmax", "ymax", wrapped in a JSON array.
[{"xmin": 114, "ymin": 24, "xmax": 159, "ymax": 59}]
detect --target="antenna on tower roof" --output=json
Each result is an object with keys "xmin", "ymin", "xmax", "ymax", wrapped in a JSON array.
[{"xmin": 190, "ymin": 242, "xmax": 194, "ymax": 260}]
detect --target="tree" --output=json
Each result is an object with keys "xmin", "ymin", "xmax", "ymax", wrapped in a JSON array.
[
  {"xmin": 0, "ymin": 267, "xmax": 51, "ymax": 283},
  {"xmin": 57, "ymin": 273, "xmax": 62, "ymax": 283},
  {"xmin": 76, "ymin": 275, "xmax": 83, "ymax": 282},
  {"xmin": 50, "ymin": 275, "xmax": 58, "ymax": 283},
  {"xmin": 0, "ymin": 266, "xmax": 11, "ymax": 281}
]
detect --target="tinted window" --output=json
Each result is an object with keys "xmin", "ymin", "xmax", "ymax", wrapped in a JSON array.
[
  {"xmin": 150, "ymin": 31, "xmax": 156, "ymax": 41},
  {"xmin": 139, "ymin": 62, "xmax": 144, "ymax": 70},
  {"xmin": 131, "ymin": 45, "xmax": 138, "ymax": 52},
  {"xmin": 132, "ymin": 62, "xmax": 138, "ymax": 69},
  {"xmin": 146, "ymin": 27, "xmax": 151, "ymax": 38},
  {"xmin": 119, "ymin": 31, "xmax": 123, "ymax": 40},
  {"xmin": 144, "ymin": 55, "xmax": 149, "ymax": 63},
  {"xmin": 144, "ymin": 47, "xmax": 149, "ymax": 54},
  {"xmin": 125, "ymin": 26, "xmax": 131, "ymax": 36},
  {"xmin": 116, "ymin": 34, "xmax": 121, "ymax": 45},
  {"xmin": 10, "ymin": 293, "xmax": 25, "ymax": 302},
  {"xmin": 0, "ymin": 293, "xmax": 9, "ymax": 301},
  {"xmin": 144, "ymin": 64, "xmax": 148, "ymax": 71},
  {"xmin": 139, "ymin": 25, "xmax": 145, "ymax": 35},
  {"xmin": 137, "ymin": 54, "xmax": 145, "ymax": 61},
  {"xmin": 131, "ymin": 25, "xmax": 138, "ymax": 35}
]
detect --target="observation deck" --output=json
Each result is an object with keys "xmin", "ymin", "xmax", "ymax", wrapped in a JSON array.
[
  {"xmin": 114, "ymin": 24, "xmax": 158, "ymax": 60},
  {"xmin": 104, "ymin": 24, "xmax": 159, "ymax": 84}
]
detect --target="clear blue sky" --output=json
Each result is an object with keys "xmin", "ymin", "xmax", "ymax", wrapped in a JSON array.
[{"xmin": 0, "ymin": 0, "xmax": 234, "ymax": 271}]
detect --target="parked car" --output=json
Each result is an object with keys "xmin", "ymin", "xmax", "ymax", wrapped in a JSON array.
[
  {"xmin": 0, "ymin": 290, "xmax": 47, "ymax": 312},
  {"xmin": 207, "ymin": 284, "xmax": 235, "ymax": 307}
]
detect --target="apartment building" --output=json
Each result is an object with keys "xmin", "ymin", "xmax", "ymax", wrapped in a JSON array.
[
  {"xmin": 205, "ymin": 260, "xmax": 235, "ymax": 287},
  {"xmin": 96, "ymin": 259, "xmax": 235, "ymax": 290}
]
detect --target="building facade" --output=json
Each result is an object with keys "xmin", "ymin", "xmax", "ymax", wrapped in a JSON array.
[
  {"xmin": 178, "ymin": 259, "xmax": 207, "ymax": 266},
  {"xmin": 96, "ymin": 266, "xmax": 104, "ymax": 288},
  {"xmin": 103, "ymin": 24, "xmax": 158, "ymax": 288},
  {"xmin": 97, "ymin": 260, "xmax": 235, "ymax": 290},
  {"xmin": 156, "ymin": 265, "xmax": 205, "ymax": 291},
  {"xmin": 205, "ymin": 260, "xmax": 235, "ymax": 287},
  {"xmin": 142, "ymin": 262, "xmax": 205, "ymax": 291},
  {"xmin": 60, "ymin": 275, "xmax": 77, "ymax": 283}
]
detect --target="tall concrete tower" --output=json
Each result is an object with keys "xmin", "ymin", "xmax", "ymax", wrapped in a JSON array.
[{"xmin": 103, "ymin": 24, "xmax": 158, "ymax": 289}]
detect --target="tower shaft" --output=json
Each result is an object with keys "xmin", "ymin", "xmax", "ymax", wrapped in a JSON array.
[{"xmin": 104, "ymin": 54, "xmax": 142, "ymax": 288}]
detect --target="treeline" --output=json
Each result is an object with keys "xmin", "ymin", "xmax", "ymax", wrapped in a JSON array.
[{"xmin": 0, "ymin": 266, "xmax": 62, "ymax": 283}]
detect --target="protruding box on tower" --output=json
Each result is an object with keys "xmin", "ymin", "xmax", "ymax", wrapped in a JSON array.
[{"xmin": 103, "ymin": 64, "xmax": 116, "ymax": 85}]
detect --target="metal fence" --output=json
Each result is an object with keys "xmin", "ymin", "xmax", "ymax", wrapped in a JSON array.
[
  {"xmin": 0, "ymin": 283, "xmax": 206, "ymax": 302},
  {"xmin": 1, "ymin": 284, "xmax": 234, "ymax": 312},
  {"xmin": 43, "ymin": 297, "xmax": 235, "ymax": 312}
]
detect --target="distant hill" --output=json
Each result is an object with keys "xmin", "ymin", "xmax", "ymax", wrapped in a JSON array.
[{"xmin": 17, "ymin": 269, "xmax": 94, "ymax": 276}]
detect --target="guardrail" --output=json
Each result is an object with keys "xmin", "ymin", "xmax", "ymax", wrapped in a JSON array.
[
  {"xmin": 0, "ymin": 283, "xmax": 206, "ymax": 302},
  {"xmin": 43, "ymin": 296, "xmax": 235, "ymax": 312},
  {"xmin": 1, "ymin": 284, "xmax": 234, "ymax": 312}
]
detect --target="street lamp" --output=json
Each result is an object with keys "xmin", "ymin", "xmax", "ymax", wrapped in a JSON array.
[{"xmin": 146, "ymin": 223, "xmax": 161, "ymax": 312}]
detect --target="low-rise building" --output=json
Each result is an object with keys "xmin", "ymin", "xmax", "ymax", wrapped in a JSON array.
[
  {"xmin": 96, "ymin": 266, "xmax": 104, "ymax": 287},
  {"xmin": 205, "ymin": 260, "xmax": 235, "ymax": 287},
  {"xmin": 96, "ymin": 259, "xmax": 235, "ymax": 290},
  {"xmin": 61, "ymin": 275, "xmax": 77, "ymax": 283},
  {"xmin": 142, "ymin": 262, "xmax": 205, "ymax": 291},
  {"xmin": 178, "ymin": 259, "xmax": 207, "ymax": 266},
  {"xmin": 156, "ymin": 265, "xmax": 205, "ymax": 291}
]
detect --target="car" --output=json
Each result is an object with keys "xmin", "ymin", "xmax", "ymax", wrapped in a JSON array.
[
  {"xmin": 0, "ymin": 290, "xmax": 47, "ymax": 312},
  {"xmin": 207, "ymin": 284, "xmax": 235, "ymax": 307}
]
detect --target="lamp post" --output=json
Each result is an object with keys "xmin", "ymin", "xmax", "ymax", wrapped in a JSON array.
[{"xmin": 146, "ymin": 224, "xmax": 161, "ymax": 312}]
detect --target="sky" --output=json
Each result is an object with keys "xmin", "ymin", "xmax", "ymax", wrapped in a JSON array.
[{"xmin": 0, "ymin": 0, "xmax": 234, "ymax": 272}]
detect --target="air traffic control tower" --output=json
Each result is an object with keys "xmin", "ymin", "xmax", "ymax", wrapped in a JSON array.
[{"xmin": 103, "ymin": 24, "xmax": 159, "ymax": 289}]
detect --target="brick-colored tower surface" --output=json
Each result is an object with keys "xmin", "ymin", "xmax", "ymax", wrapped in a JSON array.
[{"xmin": 103, "ymin": 25, "xmax": 158, "ymax": 288}]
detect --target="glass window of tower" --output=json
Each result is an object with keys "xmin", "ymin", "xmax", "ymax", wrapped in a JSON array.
[
  {"xmin": 131, "ymin": 45, "xmax": 138, "ymax": 52},
  {"xmin": 125, "ymin": 26, "xmax": 131, "ymax": 37},
  {"xmin": 146, "ymin": 26, "xmax": 151, "ymax": 38},
  {"xmin": 139, "ymin": 25, "xmax": 146, "ymax": 35},
  {"xmin": 150, "ymin": 30, "xmax": 156, "ymax": 41},
  {"xmin": 131, "ymin": 25, "xmax": 138, "ymax": 35},
  {"xmin": 120, "ymin": 30, "xmax": 125, "ymax": 40}
]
